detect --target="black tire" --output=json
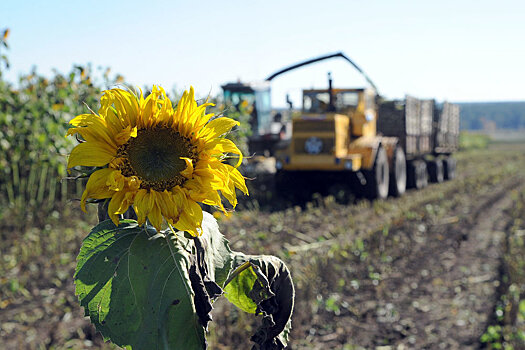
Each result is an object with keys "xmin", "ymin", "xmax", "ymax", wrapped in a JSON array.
[
  {"xmin": 443, "ymin": 157, "xmax": 456, "ymax": 180},
  {"xmin": 275, "ymin": 170, "xmax": 315, "ymax": 204},
  {"xmin": 427, "ymin": 158, "xmax": 444, "ymax": 183},
  {"xmin": 407, "ymin": 160, "xmax": 428, "ymax": 189},
  {"xmin": 363, "ymin": 146, "xmax": 389, "ymax": 199},
  {"xmin": 389, "ymin": 146, "xmax": 407, "ymax": 197},
  {"xmin": 419, "ymin": 161, "xmax": 428, "ymax": 188},
  {"xmin": 275, "ymin": 170, "xmax": 296, "ymax": 194}
]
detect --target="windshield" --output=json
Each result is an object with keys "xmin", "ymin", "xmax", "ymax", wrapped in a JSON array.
[
  {"xmin": 303, "ymin": 91, "xmax": 360, "ymax": 113},
  {"xmin": 224, "ymin": 91, "xmax": 256, "ymax": 107},
  {"xmin": 303, "ymin": 92, "xmax": 330, "ymax": 113}
]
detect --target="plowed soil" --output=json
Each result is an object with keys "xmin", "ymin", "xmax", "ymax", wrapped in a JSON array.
[
  {"xmin": 210, "ymin": 143, "xmax": 525, "ymax": 349},
  {"xmin": 1, "ymin": 143, "xmax": 524, "ymax": 349}
]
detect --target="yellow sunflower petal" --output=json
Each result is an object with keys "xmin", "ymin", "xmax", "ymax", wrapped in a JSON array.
[
  {"xmin": 67, "ymin": 113, "xmax": 118, "ymax": 149},
  {"xmin": 204, "ymin": 138, "xmax": 243, "ymax": 167},
  {"xmin": 108, "ymin": 189, "xmax": 136, "ymax": 221},
  {"xmin": 99, "ymin": 93, "xmax": 125, "ymax": 134},
  {"xmin": 172, "ymin": 90, "xmax": 188, "ymax": 127},
  {"xmin": 174, "ymin": 195, "xmax": 203, "ymax": 236},
  {"xmin": 68, "ymin": 141, "xmax": 116, "ymax": 168},
  {"xmin": 114, "ymin": 125, "xmax": 138, "ymax": 145},
  {"xmin": 133, "ymin": 189, "xmax": 152, "ymax": 225},
  {"xmin": 80, "ymin": 168, "xmax": 117, "ymax": 212},
  {"xmin": 227, "ymin": 166, "xmax": 249, "ymax": 195},
  {"xmin": 221, "ymin": 180, "xmax": 238, "ymax": 207},
  {"xmin": 148, "ymin": 193, "xmax": 163, "ymax": 231},
  {"xmin": 107, "ymin": 190, "xmax": 126, "ymax": 226},
  {"xmin": 109, "ymin": 89, "xmax": 140, "ymax": 127},
  {"xmin": 180, "ymin": 157, "xmax": 194, "ymax": 179},
  {"xmin": 178, "ymin": 88, "xmax": 196, "ymax": 136},
  {"xmin": 106, "ymin": 170, "xmax": 126, "ymax": 191},
  {"xmin": 199, "ymin": 117, "xmax": 239, "ymax": 140},
  {"xmin": 156, "ymin": 191, "xmax": 180, "ymax": 224},
  {"xmin": 191, "ymin": 111, "xmax": 215, "ymax": 133}
]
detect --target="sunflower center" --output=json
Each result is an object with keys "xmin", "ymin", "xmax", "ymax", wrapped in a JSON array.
[{"xmin": 118, "ymin": 128, "xmax": 197, "ymax": 191}]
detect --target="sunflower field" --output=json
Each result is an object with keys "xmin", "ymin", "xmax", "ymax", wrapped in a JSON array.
[{"xmin": 0, "ymin": 31, "xmax": 130, "ymax": 229}]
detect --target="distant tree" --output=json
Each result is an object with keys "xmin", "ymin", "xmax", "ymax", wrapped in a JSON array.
[{"xmin": 458, "ymin": 102, "xmax": 525, "ymax": 130}]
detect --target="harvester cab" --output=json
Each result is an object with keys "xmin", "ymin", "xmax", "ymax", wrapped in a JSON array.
[
  {"xmin": 222, "ymin": 81, "xmax": 285, "ymax": 156},
  {"xmin": 279, "ymin": 73, "xmax": 387, "ymax": 173},
  {"xmin": 301, "ymin": 81, "xmax": 378, "ymax": 139}
]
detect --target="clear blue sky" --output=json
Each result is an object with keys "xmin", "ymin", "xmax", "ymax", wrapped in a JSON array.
[{"xmin": 2, "ymin": 0, "xmax": 524, "ymax": 106}]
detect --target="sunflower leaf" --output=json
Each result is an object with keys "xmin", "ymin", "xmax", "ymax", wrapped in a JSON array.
[
  {"xmin": 194, "ymin": 212, "xmax": 234, "ymax": 287},
  {"xmin": 191, "ymin": 213, "xmax": 295, "ymax": 349},
  {"xmin": 74, "ymin": 219, "xmax": 206, "ymax": 349},
  {"xmin": 224, "ymin": 253, "xmax": 295, "ymax": 350},
  {"xmin": 223, "ymin": 261, "xmax": 262, "ymax": 313}
]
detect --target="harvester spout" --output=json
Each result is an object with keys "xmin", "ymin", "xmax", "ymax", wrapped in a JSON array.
[{"xmin": 265, "ymin": 52, "xmax": 378, "ymax": 93}]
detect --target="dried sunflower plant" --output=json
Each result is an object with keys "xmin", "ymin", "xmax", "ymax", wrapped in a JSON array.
[{"xmin": 67, "ymin": 86, "xmax": 294, "ymax": 349}]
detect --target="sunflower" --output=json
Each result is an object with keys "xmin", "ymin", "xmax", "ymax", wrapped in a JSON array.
[{"xmin": 67, "ymin": 86, "xmax": 248, "ymax": 236}]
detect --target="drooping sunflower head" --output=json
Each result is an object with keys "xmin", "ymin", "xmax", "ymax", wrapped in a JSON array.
[{"xmin": 67, "ymin": 86, "xmax": 248, "ymax": 236}]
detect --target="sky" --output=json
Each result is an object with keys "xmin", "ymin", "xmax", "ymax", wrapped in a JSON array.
[{"xmin": 1, "ymin": 0, "xmax": 524, "ymax": 107}]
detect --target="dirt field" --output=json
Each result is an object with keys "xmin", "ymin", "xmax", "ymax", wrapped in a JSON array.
[
  {"xmin": 1, "ymin": 143, "xmax": 524, "ymax": 349},
  {"xmin": 210, "ymin": 143, "xmax": 525, "ymax": 349}
]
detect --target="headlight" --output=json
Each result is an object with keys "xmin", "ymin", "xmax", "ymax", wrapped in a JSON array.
[{"xmin": 275, "ymin": 160, "xmax": 283, "ymax": 170}]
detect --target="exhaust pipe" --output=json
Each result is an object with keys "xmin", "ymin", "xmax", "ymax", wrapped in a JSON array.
[{"xmin": 328, "ymin": 72, "xmax": 336, "ymax": 112}]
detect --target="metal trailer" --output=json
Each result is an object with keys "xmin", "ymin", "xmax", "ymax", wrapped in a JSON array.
[{"xmin": 377, "ymin": 97, "xmax": 459, "ymax": 189}]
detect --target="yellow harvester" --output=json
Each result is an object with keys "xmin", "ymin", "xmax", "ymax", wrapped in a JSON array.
[{"xmin": 273, "ymin": 53, "xmax": 458, "ymax": 199}]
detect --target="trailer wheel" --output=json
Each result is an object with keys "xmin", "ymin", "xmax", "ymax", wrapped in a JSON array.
[
  {"xmin": 419, "ymin": 162, "xmax": 429, "ymax": 188},
  {"xmin": 428, "ymin": 159, "xmax": 444, "ymax": 183},
  {"xmin": 364, "ymin": 146, "xmax": 389, "ymax": 199},
  {"xmin": 389, "ymin": 146, "xmax": 407, "ymax": 197},
  {"xmin": 443, "ymin": 157, "xmax": 456, "ymax": 180},
  {"xmin": 407, "ymin": 160, "xmax": 428, "ymax": 189}
]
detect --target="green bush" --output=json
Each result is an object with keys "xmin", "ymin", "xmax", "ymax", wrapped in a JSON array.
[{"xmin": 459, "ymin": 131, "xmax": 491, "ymax": 150}]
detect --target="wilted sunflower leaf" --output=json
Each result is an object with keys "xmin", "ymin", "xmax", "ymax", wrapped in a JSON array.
[
  {"xmin": 223, "ymin": 261, "xmax": 265, "ymax": 314},
  {"xmin": 191, "ymin": 213, "xmax": 295, "ymax": 349},
  {"xmin": 187, "ymin": 213, "xmax": 227, "ymax": 330},
  {"xmin": 224, "ymin": 253, "xmax": 295, "ymax": 350},
  {"xmin": 193, "ymin": 212, "xmax": 233, "ymax": 288},
  {"xmin": 74, "ymin": 219, "xmax": 206, "ymax": 350}
]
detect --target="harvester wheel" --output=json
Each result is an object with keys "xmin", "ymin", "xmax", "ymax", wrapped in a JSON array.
[
  {"xmin": 275, "ymin": 170, "xmax": 294, "ymax": 193},
  {"xmin": 389, "ymin": 146, "xmax": 407, "ymax": 197},
  {"xmin": 428, "ymin": 159, "xmax": 444, "ymax": 183},
  {"xmin": 364, "ymin": 145, "xmax": 389, "ymax": 199},
  {"xmin": 443, "ymin": 157, "xmax": 456, "ymax": 180}
]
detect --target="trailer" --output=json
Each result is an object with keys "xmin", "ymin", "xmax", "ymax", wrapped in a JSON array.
[{"xmin": 377, "ymin": 97, "xmax": 459, "ymax": 189}]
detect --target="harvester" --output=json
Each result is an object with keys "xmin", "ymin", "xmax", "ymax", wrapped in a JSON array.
[{"xmin": 271, "ymin": 52, "xmax": 459, "ymax": 199}]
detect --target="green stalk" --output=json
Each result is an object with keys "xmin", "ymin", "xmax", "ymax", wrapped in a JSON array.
[
  {"xmin": 61, "ymin": 177, "xmax": 68, "ymax": 205},
  {"xmin": 37, "ymin": 163, "xmax": 49, "ymax": 205},
  {"xmin": 47, "ymin": 171, "xmax": 57, "ymax": 207},
  {"xmin": 6, "ymin": 176, "xmax": 15, "ymax": 205},
  {"xmin": 12, "ymin": 159, "xmax": 20, "ymax": 189},
  {"xmin": 76, "ymin": 177, "xmax": 83, "ymax": 198},
  {"xmin": 27, "ymin": 161, "xmax": 37, "ymax": 206},
  {"xmin": 18, "ymin": 171, "xmax": 27, "ymax": 209}
]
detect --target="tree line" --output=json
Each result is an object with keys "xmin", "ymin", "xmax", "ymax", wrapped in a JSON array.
[{"xmin": 458, "ymin": 101, "xmax": 525, "ymax": 130}]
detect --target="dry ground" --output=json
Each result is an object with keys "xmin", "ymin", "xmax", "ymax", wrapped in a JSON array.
[{"xmin": 1, "ymin": 143, "xmax": 525, "ymax": 349}]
